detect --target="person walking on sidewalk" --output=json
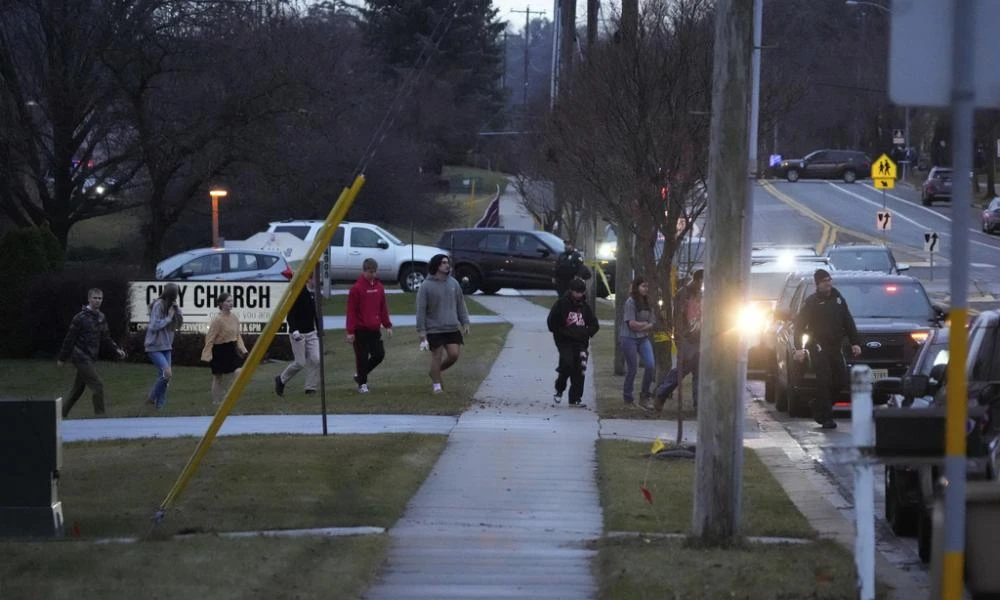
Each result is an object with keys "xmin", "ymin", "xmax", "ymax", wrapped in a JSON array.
[
  {"xmin": 416, "ymin": 254, "xmax": 470, "ymax": 394},
  {"xmin": 56, "ymin": 288, "xmax": 126, "ymax": 418},
  {"xmin": 346, "ymin": 258, "xmax": 393, "ymax": 394},
  {"xmin": 654, "ymin": 269, "xmax": 703, "ymax": 411},
  {"xmin": 144, "ymin": 283, "xmax": 183, "ymax": 410},
  {"xmin": 621, "ymin": 275, "xmax": 656, "ymax": 410},
  {"xmin": 793, "ymin": 268, "xmax": 861, "ymax": 430},
  {"xmin": 275, "ymin": 277, "xmax": 320, "ymax": 397},
  {"xmin": 201, "ymin": 292, "xmax": 248, "ymax": 405},
  {"xmin": 547, "ymin": 277, "xmax": 600, "ymax": 407}
]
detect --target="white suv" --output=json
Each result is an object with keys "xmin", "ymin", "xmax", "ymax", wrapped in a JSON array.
[{"xmin": 265, "ymin": 220, "xmax": 446, "ymax": 291}]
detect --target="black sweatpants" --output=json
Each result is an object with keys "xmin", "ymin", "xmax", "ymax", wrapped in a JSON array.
[
  {"xmin": 353, "ymin": 329, "xmax": 385, "ymax": 385},
  {"xmin": 555, "ymin": 340, "xmax": 588, "ymax": 403},
  {"xmin": 811, "ymin": 345, "xmax": 847, "ymax": 423},
  {"xmin": 64, "ymin": 360, "xmax": 105, "ymax": 417}
]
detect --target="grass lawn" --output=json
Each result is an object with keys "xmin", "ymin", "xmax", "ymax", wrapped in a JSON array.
[
  {"xmin": 321, "ymin": 292, "xmax": 495, "ymax": 316},
  {"xmin": 596, "ymin": 440, "xmax": 885, "ymax": 599},
  {"xmin": 0, "ymin": 433, "xmax": 446, "ymax": 599},
  {"xmin": 1, "ymin": 323, "xmax": 511, "ymax": 418}
]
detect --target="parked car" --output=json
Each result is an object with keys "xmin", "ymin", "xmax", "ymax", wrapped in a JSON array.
[
  {"xmin": 874, "ymin": 311, "xmax": 1000, "ymax": 563},
  {"xmin": 825, "ymin": 243, "xmax": 909, "ymax": 275},
  {"xmin": 981, "ymin": 196, "xmax": 1000, "ymax": 234},
  {"xmin": 597, "ymin": 222, "xmax": 707, "ymax": 298},
  {"xmin": 155, "ymin": 248, "xmax": 293, "ymax": 281},
  {"xmin": 773, "ymin": 149, "xmax": 871, "ymax": 183},
  {"xmin": 264, "ymin": 220, "xmax": 444, "ymax": 292},
  {"xmin": 773, "ymin": 271, "xmax": 945, "ymax": 418},
  {"xmin": 436, "ymin": 228, "xmax": 567, "ymax": 294},
  {"xmin": 921, "ymin": 167, "xmax": 953, "ymax": 205}
]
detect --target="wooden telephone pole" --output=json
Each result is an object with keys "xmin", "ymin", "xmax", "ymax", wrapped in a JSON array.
[
  {"xmin": 692, "ymin": 0, "xmax": 753, "ymax": 544},
  {"xmin": 510, "ymin": 7, "xmax": 545, "ymax": 108}
]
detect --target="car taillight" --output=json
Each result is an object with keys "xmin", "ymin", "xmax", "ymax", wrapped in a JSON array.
[
  {"xmin": 910, "ymin": 331, "xmax": 929, "ymax": 344},
  {"xmin": 282, "ymin": 266, "xmax": 294, "ymax": 280}
]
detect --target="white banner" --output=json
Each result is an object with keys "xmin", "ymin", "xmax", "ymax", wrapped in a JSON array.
[{"xmin": 130, "ymin": 280, "xmax": 290, "ymax": 335}]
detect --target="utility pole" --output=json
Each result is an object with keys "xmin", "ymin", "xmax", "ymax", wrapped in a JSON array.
[
  {"xmin": 693, "ymin": 0, "xmax": 753, "ymax": 544},
  {"xmin": 511, "ymin": 7, "xmax": 545, "ymax": 108}
]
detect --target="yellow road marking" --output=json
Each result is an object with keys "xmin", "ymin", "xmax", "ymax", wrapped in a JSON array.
[{"xmin": 759, "ymin": 181, "xmax": 883, "ymax": 253}]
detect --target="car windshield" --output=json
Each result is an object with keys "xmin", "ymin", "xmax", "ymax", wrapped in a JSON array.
[
  {"xmin": 749, "ymin": 272, "xmax": 792, "ymax": 301},
  {"xmin": 827, "ymin": 250, "xmax": 892, "ymax": 273},
  {"xmin": 917, "ymin": 337, "xmax": 950, "ymax": 376},
  {"xmin": 535, "ymin": 231, "xmax": 565, "ymax": 253},
  {"xmin": 372, "ymin": 225, "xmax": 403, "ymax": 246},
  {"xmin": 807, "ymin": 281, "xmax": 934, "ymax": 320}
]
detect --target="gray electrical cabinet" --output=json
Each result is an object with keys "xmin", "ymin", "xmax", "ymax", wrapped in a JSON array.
[{"xmin": 0, "ymin": 397, "xmax": 64, "ymax": 537}]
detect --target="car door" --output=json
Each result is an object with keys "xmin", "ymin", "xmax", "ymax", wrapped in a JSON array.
[
  {"xmin": 180, "ymin": 253, "xmax": 224, "ymax": 280},
  {"xmin": 803, "ymin": 151, "xmax": 835, "ymax": 178},
  {"xmin": 507, "ymin": 232, "xmax": 557, "ymax": 287},
  {"xmin": 475, "ymin": 232, "xmax": 513, "ymax": 284},
  {"xmin": 327, "ymin": 225, "xmax": 349, "ymax": 280},
  {"xmin": 347, "ymin": 225, "xmax": 394, "ymax": 279}
]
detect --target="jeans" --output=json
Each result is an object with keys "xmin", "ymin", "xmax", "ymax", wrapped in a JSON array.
[
  {"xmin": 353, "ymin": 329, "xmax": 386, "ymax": 385},
  {"xmin": 281, "ymin": 330, "xmax": 320, "ymax": 391},
  {"xmin": 147, "ymin": 350, "xmax": 172, "ymax": 409},
  {"xmin": 64, "ymin": 359, "xmax": 105, "ymax": 417},
  {"xmin": 621, "ymin": 336, "xmax": 655, "ymax": 403},
  {"xmin": 655, "ymin": 340, "xmax": 700, "ymax": 407}
]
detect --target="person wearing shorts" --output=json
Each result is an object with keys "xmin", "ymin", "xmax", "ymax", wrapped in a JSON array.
[{"xmin": 415, "ymin": 254, "xmax": 470, "ymax": 394}]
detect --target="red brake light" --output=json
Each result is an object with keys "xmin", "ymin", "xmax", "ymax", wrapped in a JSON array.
[
  {"xmin": 281, "ymin": 267, "xmax": 294, "ymax": 280},
  {"xmin": 884, "ymin": 285, "xmax": 898, "ymax": 293}
]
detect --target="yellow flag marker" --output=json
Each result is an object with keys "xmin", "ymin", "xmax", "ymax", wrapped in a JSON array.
[{"xmin": 651, "ymin": 437, "xmax": 665, "ymax": 454}]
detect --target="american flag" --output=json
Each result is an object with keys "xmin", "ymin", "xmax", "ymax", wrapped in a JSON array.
[{"xmin": 474, "ymin": 192, "xmax": 501, "ymax": 228}]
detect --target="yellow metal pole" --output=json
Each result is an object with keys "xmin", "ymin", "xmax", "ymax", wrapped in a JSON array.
[{"xmin": 154, "ymin": 175, "xmax": 366, "ymax": 520}]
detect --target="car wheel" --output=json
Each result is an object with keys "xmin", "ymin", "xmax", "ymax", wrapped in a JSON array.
[
  {"xmin": 785, "ymin": 169, "xmax": 800, "ymax": 183},
  {"xmin": 922, "ymin": 195, "xmax": 933, "ymax": 207},
  {"xmin": 454, "ymin": 265, "xmax": 481, "ymax": 295},
  {"xmin": 480, "ymin": 285, "xmax": 501, "ymax": 295},
  {"xmin": 787, "ymin": 386, "xmax": 811, "ymax": 418},
  {"xmin": 764, "ymin": 374, "xmax": 776, "ymax": 403},
  {"xmin": 917, "ymin": 506, "xmax": 932, "ymax": 564},
  {"xmin": 398, "ymin": 264, "xmax": 427, "ymax": 293},
  {"xmin": 885, "ymin": 467, "xmax": 919, "ymax": 536},
  {"xmin": 775, "ymin": 366, "xmax": 789, "ymax": 412},
  {"xmin": 983, "ymin": 220, "xmax": 990, "ymax": 234},
  {"xmin": 842, "ymin": 169, "xmax": 857, "ymax": 183}
]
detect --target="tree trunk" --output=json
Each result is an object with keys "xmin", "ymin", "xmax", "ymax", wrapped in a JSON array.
[
  {"xmin": 612, "ymin": 223, "xmax": 633, "ymax": 376},
  {"xmin": 692, "ymin": 0, "xmax": 752, "ymax": 546}
]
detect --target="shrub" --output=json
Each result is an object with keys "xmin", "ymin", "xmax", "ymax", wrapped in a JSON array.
[
  {"xmin": 19, "ymin": 266, "xmax": 138, "ymax": 359},
  {"xmin": 0, "ymin": 226, "xmax": 65, "ymax": 357}
]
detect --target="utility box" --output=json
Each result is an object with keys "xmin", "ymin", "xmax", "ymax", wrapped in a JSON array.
[{"xmin": 0, "ymin": 397, "xmax": 64, "ymax": 537}]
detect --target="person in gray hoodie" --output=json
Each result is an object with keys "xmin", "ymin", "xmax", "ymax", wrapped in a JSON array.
[
  {"xmin": 415, "ymin": 254, "xmax": 470, "ymax": 394},
  {"xmin": 144, "ymin": 283, "xmax": 183, "ymax": 409}
]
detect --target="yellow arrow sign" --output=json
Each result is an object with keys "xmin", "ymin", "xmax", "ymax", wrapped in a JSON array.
[
  {"xmin": 871, "ymin": 154, "xmax": 897, "ymax": 180},
  {"xmin": 873, "ymin": 177, "xmax": 895, "ymax": 190}
]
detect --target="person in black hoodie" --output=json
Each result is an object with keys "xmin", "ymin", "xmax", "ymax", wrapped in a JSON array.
[
  {"xmin": 275, "ymin": 277, "xmax": 320, "ymax": 397},
  {"xmin": 793, "ymin": 269, "xmax": 862, "ymax": 429},
  {"xmin": 546, "ymin": 277, "xmax": 600, "ymax": 407}
]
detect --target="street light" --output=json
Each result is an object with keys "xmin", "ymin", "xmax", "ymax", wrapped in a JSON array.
[
  {"xmin": 845, "ymin": 0, "xmax": 912, "ymax": 181},
  {"xmin": 209, "ymin": 188, "xmax": 228, "ymax": 248}
]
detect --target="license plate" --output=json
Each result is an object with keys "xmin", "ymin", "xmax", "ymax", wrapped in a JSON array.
[{"xmin": 871, "ymin": 369, "xmax": 889, "ymax": 380}]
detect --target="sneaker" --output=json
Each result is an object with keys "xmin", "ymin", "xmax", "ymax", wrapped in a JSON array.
[
  {"xmin": 304, "ymin": 389, "xmax": 316, "ymax": 395},
  {"xmin": 570, "ymin": 402, "xmax": 588, "ymax": 409},
  {"xmin": 553, "ymin": 393, "xmax": 562, "ymax": 404},
  {"xmin": 638, "ymin": 394, "xmax": 653, "ymax": 410},
  {"xmin": 274, "ymin": 375, "xmax": 285, "ymax": 397},
  {"xmin": 432, "ymin": 382, "xmax": 443, "ymax": 394},
  {"xmin": 359, "ymin": 384, "xmax": 369, "ymax": 394}
]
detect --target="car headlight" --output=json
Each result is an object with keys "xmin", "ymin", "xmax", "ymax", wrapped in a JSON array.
[
  {"xmin": 596, "ymin": 242, "xmax": 616, "ymax": 260},
  {"xmin": 737, "ymin": 303, "xmax": 770, "ymax": 336}
]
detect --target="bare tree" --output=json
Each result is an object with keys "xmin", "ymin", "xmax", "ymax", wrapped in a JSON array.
[{"xmin": 540, "ymin": 0, "xmax": 715, "ymax": 381}]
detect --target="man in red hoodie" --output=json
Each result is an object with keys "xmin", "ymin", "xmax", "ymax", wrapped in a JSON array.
[{"xmin": 346, "ymin": 258, "xmax": 393, "ymax": 393}]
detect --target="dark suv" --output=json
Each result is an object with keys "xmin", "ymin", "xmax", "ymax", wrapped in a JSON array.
[
  {"xmin": 436, "ymin": 228, "xmax": 566, "ymax": 294},
  {"xmin": 825, "ymin": 244, "xmax": 909, "ymax": 275},
  {"xmin": 772, "ymin": 271, "xmax": 945, "ymax": 417},
  {"xmin": 773, "ymin": 149, "xmax": 871, "ymax": 183}
]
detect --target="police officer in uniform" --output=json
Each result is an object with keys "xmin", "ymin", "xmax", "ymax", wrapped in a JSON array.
[{"xmin": 792, "ymin": 269, "xmax": 862, "ymax": 429}]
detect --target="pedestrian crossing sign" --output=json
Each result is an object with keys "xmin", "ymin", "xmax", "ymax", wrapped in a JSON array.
[
  {"xmin": 873, "ymin": 177, "xmax": 895, "ymax": 190},
  {"xmin": 871, "ymin": 154, "xmax": 897, "ymax": 180}
]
